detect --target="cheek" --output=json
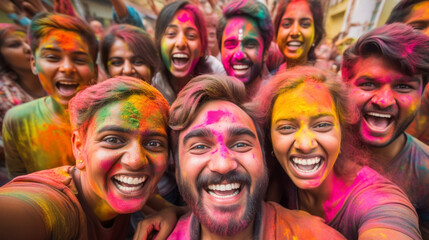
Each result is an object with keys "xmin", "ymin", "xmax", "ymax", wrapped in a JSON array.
[
  {"xmin": 397, "ymin": 95, "xmax": 420, "ymax": 113},
  {"xmin": 150, "ymin": 152, "xmax": 168, "ymax": 175}
]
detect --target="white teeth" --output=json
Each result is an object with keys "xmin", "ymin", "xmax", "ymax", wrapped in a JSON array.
[
  {"xmin": 116, "ymin": 185, "xmax": 141, "ymax": 192},
  {"xmin": 58, "ymin": 81, "xmax": 77, "ymax": 85},
  {"xmin": 172, "ymin": 53, "xmax": 188, "ymax": 59},
  {"xmin": 208, "ymin": 190, "xmax": 239, "ymax": 198},
  {"xmin": 287, "ymin": 41, "xmax": 302, "ymax": 46},
  {"xmin": 367, "ymin": 112, "xmax": 392, "ymax": 118},
  {"xmin": 232, "ymin": 65, "xmax": 249, "ymax": 70},
  {"xmin": 113, "ymin": 175, "xmax": 147, "ymax": 185},
  {"xmin": 207, "ymin": 183, "xmax": 240, "ymax": 191},
  {"xmin": 292, "ymin": 157, "xmax": 320, "ymax": 165}
]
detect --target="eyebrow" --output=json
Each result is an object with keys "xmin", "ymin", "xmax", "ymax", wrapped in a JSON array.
[
  {"xmin": 274, "ymin": 113, "xmax": 335, "ymax": 124},
  {"xmin": 182, "ymin": 128, "xmax": 213, "ymax": 146},
  {"xmin": 227, "ymin": 126, "xmax": 256, "ymax": 139},
  {"xmin": 97, "ymin": 126, "xmax": 167, "ymax": 138}
]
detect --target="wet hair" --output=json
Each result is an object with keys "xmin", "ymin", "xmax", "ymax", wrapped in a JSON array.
[
  {"xmin": 255, "ymin": 66, "xmax": 366, "ymax": 175},
  {"xmin": 342, "ymin": 23, "xmax": 429, "ymax": 87},
  {"xmin": 28, "ymin": 12, "xmax": 98, "ymax": 63},
  {"xmin": 386, "ymin": 0, "xmax": 426, "ymax": 24},
  {"xmin": 273, "ymin": 0, "xmax": 325, "ymax": 62},
  {"xmin": 155, "ymin": 1, "xmax": 210, "ymax": 81},
  {"xmin": 169, "ymin": 74, "xmax": 265, "ymax": 164},
  {"xmin": 0, "ymin": 24, "xmax": 27, "ymax": 76},
  {"xmin": 100, "ymin": 24, "xmax": 159, "ymax": 76},
  {"xmin": 69, "ymin": 76, "xmax": 169, "ymax": 137},
  {"xmin": 217, "ymin": 0, "xmax": 274, "ymax": 52}
]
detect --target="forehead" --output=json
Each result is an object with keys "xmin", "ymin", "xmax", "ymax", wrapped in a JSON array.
[
  {"xmin": 171, "ymin": 9, "xmax": 197, "ymax": 27},
  {"xmin": 37, "ymin": 29, "xmax": 89, "ymax": 53},
  {"xmin": 283, "ymin": 0, "xmax": 313, "ymax": 18},
  {"xmin": 405, "ymin": 1, "xmax": 429, "ymax": 22},
  {"xmin": 224, "ymin": 16, "xmax": 261, "ymax": 37},
  {"xmin": 273, "ymin": 82, "xmax": 336, "ymax": 118},
  {"xmin": 351, "ymin": 56, "xmax": 411, "ymax": 82},
  {"xmin": 93, "ymin": 95, "xmax": 166, "ymax": 132},
  {"xmin": 183, "ymin": 100, "xmax": 257, "ymax": 135}
]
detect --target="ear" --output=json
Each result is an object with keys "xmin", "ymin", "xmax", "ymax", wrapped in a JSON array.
[
  {"xmin": 72, "ymin": 130, "xmax": 86, "ymax": 170},
  {"xmin": 263, "ymin": 49, "xmax": 269, "ymax": 63},
  {"xmin": 30, "ymin": 55, "xmax": 38, "ymax": 75}
]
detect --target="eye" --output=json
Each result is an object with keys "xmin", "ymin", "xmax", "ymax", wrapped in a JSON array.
[
  {"xmin": 189, "ymin": 143, "xmax": 210, "ymax": 154},
  {"xmin": 300, "ymin": 20, "xmax": 312, "ymax": 28},
  {"xmin": 313, "ymin": 122, "xmax": 334, "ymax": 132},
  {"xmin": 44, "ymin": 54, "xmax": 61, "ymax": 62},
  {"xmin": 281, "ymin": 20, "xmax": 292, "ymax": 29},
  {"xmin": 244, "ymin": 40, "xmax": 259, "ymax": 49},
  {"xmin": 357, "ymin": 81, "xmax": 376, "ymax": 90},
  {"xmin": 6, "ymin": 41, "xmax": 22, "ymax": 48},
  {"xmin": 277, "ymin": 124, "xmax": 296, "ymax": 134},
  {"xmin": 224, "ymin": 40, "xmax": 238, "ymax": 49},
  {"xmin": 144, "ymin": 140, "xmax": 165, "ymax": 152},
  {"xmin": 186, "ymin": 32, "xmax": 198, "ymax": 40},
  {"xmin": 165, "ymin": 29, "xmax": 177, "ymax": 38},
  {"xmin": 395, "ymin": 83, "xmax": 415, "ymax": 93},
  {"xmin": 231, "ymin": 141, "xmax": 252, "ymax": 152},
  {"xmin": 132, "ymin": 58, "xmax": 145, "ymax": 66},
  {"xmin": 409, "ymin": 23, "xmax": 426, "ymax": 31},
  {"xmin": 74, "ymin": 57, "xmax": 89, "ymax": 65},
  {"xmin": 102, "ymin": 136, "xmax": 125, "ymax": 146},
  {"xmin": 109, "ymin": 59, "xmax": 123, "ymax": 66}
]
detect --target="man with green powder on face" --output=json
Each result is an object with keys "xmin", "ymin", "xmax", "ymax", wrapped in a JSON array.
[
  {"xmin": 217, "ymin": 0, "xmax": 273, "ymax": 99},
  {"xmin": 2, "ymin": 12, "xmax": 98, "ymax": 179}
]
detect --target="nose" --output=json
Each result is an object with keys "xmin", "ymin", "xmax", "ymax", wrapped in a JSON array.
[
  {"xmin": 122, "ymin": 141, "xmax": 149, "ymax": 170},
  {"xmin": 233, "ymin": 47, "xmax": 245, "ymax": 61},
  {"xmin": 293, "ymin": 127, "xmax": 317, "ymax": 153},
  {"xmin": 122, "ymin": 60, "xmax": 134, "ymax": 76},
  {"xmin": 59, "ymin": 57, "xmax": 76, "ymax": 75},
  {"xmin": 175, "ymin": 32, "xmax": 187, "ymax": 49},
  {"xmin": 23, "ymin": 42, "xmax": 31, "ymax": 55},
  {"xmin": 208, "ymin": 145, "xmax": 238, "ymax": 174},
  {"xmin": 290, "ymin": 22, "xmax": 300, "ymax": 38},
  {"xmin": 371, "ymin": 86, "xmax": 395, "ymax": 109}
]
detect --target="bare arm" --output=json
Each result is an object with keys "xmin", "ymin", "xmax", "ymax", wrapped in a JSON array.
[{"xmin": 111, "ymin": 0, "xmax": 128, "ymax": 19}]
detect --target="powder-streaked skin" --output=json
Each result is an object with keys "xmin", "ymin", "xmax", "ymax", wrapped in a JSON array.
[
  {"xmin": 0, "ymin": 30, "xmax": 32, "ymax": 73},
  {"xmin": 271, "ymin": 81, "xmax": 341, "ymax": 190},
  {"xmin": 221, "ymin": 16, "xmax": 265, "ymax": 85},
  {"xmin": 31, "ymin": 29, "xmax": 96, "ymax": 109},
  {"xmin": 161, "ymin": 9, "xmax": 202, "ymax": 82},
  {"xmin": 177, "ymin": 100, "xmax": 267, "ymax": 238},
  {"xmin": 404, "ymin": 1, "xmax": 429, "ymax": 36},
  {"xmin": 276, "ymin": 0, "xmax": 315, "ymax": 67},
  {"xmin": 348, "ymin": 55, "xmax": 423, "ymax": 149},
  {"xmin": 74, "ymin": 95, "xmax": 168, "ymax": 221},
  {"xmin": 107, "ymin": 39, "xmax": 152, "ymax": 83}
]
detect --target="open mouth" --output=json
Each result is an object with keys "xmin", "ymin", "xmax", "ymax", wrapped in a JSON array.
[
  {"xmin": 364, "ymin": 112, "xmax": 393, "ymax": 131},
  {"xmin": 56, "ymin": 81, "xmax": 79, "ymax": 97},
  {"xmin": 172, "ymin": 53, "xmax": 190, "ymax": 67},
  {"xmin": 291, "ymin": 156, "xmax": 323, "ymax": 175},
  {"xmin": 112, "ymin": 174, "xmax": 147, "ymax": 193},
  {"xmin": 286, "ymin": 41, "xmax": 303, "ymax": 51},
  {"xmin": 206, "ymin": 182, "xmax": 242, "ymax": 199}
]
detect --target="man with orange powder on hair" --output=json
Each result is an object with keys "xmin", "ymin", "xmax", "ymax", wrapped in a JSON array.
[{"xmin": 2, "ymin": 12, "xmax": 98, "ymax": 179}]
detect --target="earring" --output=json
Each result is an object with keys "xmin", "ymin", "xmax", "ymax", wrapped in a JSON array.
[
  {"xmin": 77, "ymin": 159, "xmax": 83, "ymax": 164},
  {"xmin": 312, "ymin": 43, "xmax": 315, "ymax": 47}
]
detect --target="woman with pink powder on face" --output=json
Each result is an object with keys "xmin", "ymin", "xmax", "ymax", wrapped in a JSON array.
[
  {"xmin": 152, "ymin": 0, "xmax": 225, "ymax": 105},
  {"xmin": 0, "ymin": 76, "xmax": 170, "ymax": 240},
  {"xmin": 257, "ymin": 66, "xmax": 422, "ymax": 240}
]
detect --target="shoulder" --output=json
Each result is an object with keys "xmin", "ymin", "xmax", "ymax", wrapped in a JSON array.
[
  {"xmin": 167, "ymin": 212, "xmax": 193, "ymax": 240},
  {"xmin": 205, "ymin": 56, "xmax": 226, "ymax": 75},
  {"xmin": 264, "ymin": 201, "xmax": 345, "ymax": 239},
  {"xmin": 4, "ymin": 97, "xmax": 46, "ymax": 122}
]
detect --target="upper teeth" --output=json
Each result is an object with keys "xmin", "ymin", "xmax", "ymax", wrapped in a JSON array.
[
  {"xmin": 288, "ymin": 42, "xmax": 302, "ymax": 46},
  {"xmin": 233, "ymin": 65, "xmax": 249, "ymax": 70},
  {"xmin": 207, "ymin": 183, "xmax": 240, "ymax": 191},
  {"xmin": 172, "ymin": 53, "xmax": 188, "ymax": 59},
  {"xmin": 292, "ymin": 157, "xmax": 321, "ymax": 165},
  {"xmin": 367, "ymin": 112, "xmax": 391, "ymax": 118},
  {"xmin": 58, "ymin": 81, "xmax": 77, "ymax": 85},
  {"xmin": 114, "ymin": 175, "xmax": 147, "ymax": 185}
]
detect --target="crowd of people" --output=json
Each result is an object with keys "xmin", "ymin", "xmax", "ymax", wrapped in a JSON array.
[{"xmin": 0, "ymin": 0, "xmax": 428, "ymax": 239}]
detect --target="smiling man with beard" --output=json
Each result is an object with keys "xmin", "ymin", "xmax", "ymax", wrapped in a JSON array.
[
  {"xmin": 166, "ymin": 74, "xmax": 345, "ymax": 239},
  {"xmin": 341, "ymin": 23, "xmax": 429, "ymax": 238},
  {"xmin": 3, "ymin": 12, "xmax": 98, "ymax": 179},
  {"xmin": 217, "ymin": 0, "xmax": 273, "ymax": 98}
]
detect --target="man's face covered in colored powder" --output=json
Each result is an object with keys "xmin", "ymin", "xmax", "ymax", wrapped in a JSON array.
[
  {"xmin": 75, "ymin": 95, "xmax": 168, "ymax": 214},
  {"xmin": 221, "ymin": 16, "xmax": 265, "ymax": 85},
  {"xmin": 347, "ymin": 55, "xmax": 423, "ymax": 147},
  {"xmin": 160, "ymin": 9, "xmax": 202, "ymax": 80},
  {"xmin": 31, "ymin": 29, "xmax": 96, "ymax": 108},
  {"xmin": 177, "ymin": 100, "xmax": 267, "ymax": 237},
  {"xmin": 404, "ymin": 1, "xmax": 429, "ymax": 36}
]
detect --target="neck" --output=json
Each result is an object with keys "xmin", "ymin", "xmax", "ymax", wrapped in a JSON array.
[
  {"xmin": 246, "ymin": 76, "xmax": 263, "ymax": 99},
  {"xmin": 368, "ymin": 133, "xmax": 406, "ymax": 168},
  {"xmin": 171, "ymin": 75, "xmax": 191, "ymax": 94},
  {"xmin": 298, "ymin": 170, "xmax": 349, "ymax": 221},
  {"xmin": 78, "ymin": 170, "xmax": 118, "ymax": 223},
  {"xmin": 286, "ymin": 57, "xmax": 307, "ymax": 69},
  {"xmin": 199, "ymin": 219, "xmax": 255, "ymax": 240},
  {"xmin": 46, "ymin": 97, "xmax": 69, "ymax": 118},
  {"xmin": 16, "ymin": 70, "xmax": 46, "ymax": 98}
]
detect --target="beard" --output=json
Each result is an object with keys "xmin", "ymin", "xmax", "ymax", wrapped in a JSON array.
[{"xmin": 177, "ymin": 169, "xmax": 268, "ymax": 237}]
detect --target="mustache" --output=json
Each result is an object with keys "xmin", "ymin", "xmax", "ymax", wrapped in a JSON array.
[{"xmin": 196, "ymin": 170, "xmax": 251, "ymax": 191}]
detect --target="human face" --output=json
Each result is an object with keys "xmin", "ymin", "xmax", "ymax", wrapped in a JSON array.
[
  {"xmin": 276, "ymin": 0, "xmax": 315, "ymax": 66},
  {"xmin": 107, "ymin": 39, "xmax": 152, "ymax": 83},
  {"xmin": 404, "ymin": 1, "xmax": 429, "ymax": 36},
  {"xmin": 161, "ymin": 9, "xmax": 202, "ymax": 80},
  {"xmin": 271, "ymin": 82, "xmax": 341, "ymax": 190},
  {"xmin": 1, "ymin": 30, "xmax": 32, "ymax": 73},
  {"xmin": 177, "ymin": 100, "xmax": 267, "ymax": 236},
  {"xmin": 348, "ymin": 56, "xmax": 423, "ymax": 147},
  {"xmin": 74, "ymin": 95, "xmax": 168, "ymax": 215},
  {"xmin": 31, "ymin": 29, "xmax": 96, "ymax": 108},
  {"xmin": 221, "ymin": 17, "xmax": 265, "ymax": 84}
]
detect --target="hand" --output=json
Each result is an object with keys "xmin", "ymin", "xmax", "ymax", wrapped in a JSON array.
[
  {"xmin": 11, "ymin": 0, "xmax": 47, "ymax": 18},
  {"xmin": 133, "ymin": 207, "xmax": 179, "ymax": 240}
]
